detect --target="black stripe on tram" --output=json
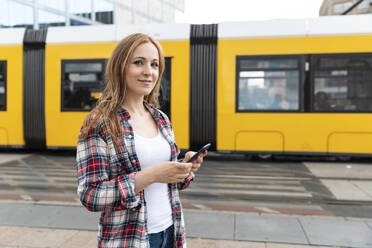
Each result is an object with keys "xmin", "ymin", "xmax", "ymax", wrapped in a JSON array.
[
  {"xmin": 23, "ymin": 28, "xmax": 47, "ymax": 149},
  {"xmin": 189, "ymin": 24, "xmax": 218, "ymax": 151}
]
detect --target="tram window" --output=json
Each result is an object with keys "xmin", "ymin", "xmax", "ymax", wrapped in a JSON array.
[
  {"xmin": 312, "ymin": 54, "xmax": 372, "ymax": 112},
  {"xmin": 0, "ymin": 61, "xmax": 6, "ymax": 111},
  {"xmin": 61, "ymin": 59, "xmax": 106, "ymax": 111},
  {"xmin": 159, "ymin": 58, "xmax": 171, "ymax": 119},
  {"xmin": 236, "ymin": 56, "xmax": 300, "ymax": 112}
]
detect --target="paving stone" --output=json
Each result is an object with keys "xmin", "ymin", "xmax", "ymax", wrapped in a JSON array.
[
  {"xmin": 235, "ymin": 215, "xmax": 308, "ymax": 244},
  {"xmin": 184, "ymin": 210, "xmax": 234, "ymax": 240},
  {"xmin": 0, "ymin": 203, "xmax": 99, "ymax": 231},
  {"xmin": 216, "ymin": 240, "xmax": 265, "ymax": 248},
  {"xmin": 60, "ymin": 230, "xmax": 98, "ymax": 248},
  {"xmin": 267, "ymin": 243, "xmax": 332, "ymax": 248},
  {"xmin": 304, "ymin": 162, "xmax": 372, "ymax": 179},
  {"xmin": 11, "ymin": 227, "xmax": 77, "ymax": 247},
  {"xmin": 320, "ymin": 179, "xmax": 372, "ymax": 201},
  {"xmin": 188, "ymin": 238, "xmax": 265, "ymax": 248},
  {"xmin": 300, "ymin": 216, "xmax": 372, "ymax": 248},
  {"xmin": 367, "ymin": 221, "xmax": 372, "ymax": 230},
  {"xmin": 350, "ymin": 181, "xmax": 372, "ymax": 198},
  {"xmin": 0, "ymin": 226, "xmax": 28, "ymax": 246},
  {"xmin": 187, "ymin": 238, "xmax": 217, "ymax": 248}
]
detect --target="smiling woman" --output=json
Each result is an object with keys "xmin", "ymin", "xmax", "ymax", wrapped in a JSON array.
[{"xmin": 76, "ymin": 33, "xmax": 207, "ymax": 248}]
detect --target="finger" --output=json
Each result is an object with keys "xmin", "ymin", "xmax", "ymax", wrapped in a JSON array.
[
  {"xmin": 178, "ymin": 162, "xmax": 192, "ymax": 172},
  {"xmin": 194, "ymin": 151, "xmax": 207, "ymax": 163},
  {"xmin": 194, "ymin": 157, "xmax": 203, "ymax": 164},
  {"xmin": 185, "ymin": 151, "xmax": 196, "ymax": 161},
  {"xmin": 191, "ymin": 164, "xmax": 200, "ymax": 172},
  {"xmin": 176, "ymin": 174, "xmax": 188, "ymax": 181}
]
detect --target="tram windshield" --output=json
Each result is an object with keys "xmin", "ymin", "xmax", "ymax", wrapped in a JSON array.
[{"xmin": 313, "ymin": 55, "xmax": 372, "ymax": 112}]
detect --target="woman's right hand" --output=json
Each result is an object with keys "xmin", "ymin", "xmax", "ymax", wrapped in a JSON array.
[{"xmin": 151, "ymin": 161, "xmax": 192, "ymax": 184}]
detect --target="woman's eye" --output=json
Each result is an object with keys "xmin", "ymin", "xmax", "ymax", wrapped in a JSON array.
[
  {"xmin": 134, "ymin": 60, "xmax": 143, "ymax": 65},
  {"xmin": 151, "ymin": 62, "xmax": 159, "ymax": 67}
]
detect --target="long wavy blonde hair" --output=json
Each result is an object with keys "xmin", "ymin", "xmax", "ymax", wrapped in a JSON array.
[{"xmin": 80, "ymin": 33, "xmax": 165, "ymax": 142}]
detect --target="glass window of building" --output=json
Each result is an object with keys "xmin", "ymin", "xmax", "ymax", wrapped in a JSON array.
[
  {"xmin": 134, "ymin": 0, "xmax": 148, "ymax": 11},
  {"xmin": 0, "ymin": 1, "xmax": 33, "ymax": 28},
  {"xmin": 237, "ymin": 56, "xmax": 300, "ymax": 111},
  {"xmin": 62, "ymin": 59, "xmax": 106, "ymax": 111},
  {"xmin": 333, "ymin": 1, "xmax": 353, "ymax": 13},
  {"xmin": 149, "ymin": 0, "xmax": 162, "ymax": 20},
  {"xmin": 312, "ymin": 54, "xmax": 372, "ymax": 112},
  {"xmin": 38, "ymin": 0, "xmax": 65, "ymax": 11},
  {"xmin": 357, "ymin": 0, "xmax": 368, "ymax": 9},
  {"xmin": 0, "ymin": 61, "xmax": 6, "ymax": 111},
  {"xmin": 69, "ymin": 0, "xmax": 92, "ymax": 20},
  {"xmin": 121, "ymin": 0, "xmax": 132, "ymax": 8},
  {"xmin": 95, "ymin": 0, "xmax": 114, "ymax": 24},
  {"xmin": 38, "ymin": 9, "xmax": 65, "ymax": 29}
]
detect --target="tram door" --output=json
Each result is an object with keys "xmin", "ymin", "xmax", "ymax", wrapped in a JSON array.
[{"xmin": 159, "ymin": 58, "xmax": 171, "ymax": 119}]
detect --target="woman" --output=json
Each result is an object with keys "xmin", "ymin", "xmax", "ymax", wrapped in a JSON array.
[{"xmin": 76, "ymin": 33, "xmax": 207, "ymax": 248}]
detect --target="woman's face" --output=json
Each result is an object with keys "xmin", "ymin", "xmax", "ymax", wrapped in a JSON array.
[{"xmin": 125, "ymin": 42, "xmax": 159, "ymax": 98}]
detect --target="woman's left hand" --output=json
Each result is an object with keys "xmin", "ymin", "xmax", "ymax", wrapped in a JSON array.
[{"xmin": 183, "ymin": 150, "xmax": 208, "ymax": 172}]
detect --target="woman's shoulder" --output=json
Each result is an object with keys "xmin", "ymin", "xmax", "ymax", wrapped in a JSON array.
[
  {"xmin": 145, "ymin": 102, "xmax": 170, "ymax": 120},
  {"xmin": 80, "ymin": 111, "xmax": 109, "ymax": 138}
]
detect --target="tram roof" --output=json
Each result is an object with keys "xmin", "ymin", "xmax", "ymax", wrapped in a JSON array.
[
  {"xmin": 0, "ymin": 28, "xmax": 26, "ymax": 45},
  {"xmin": 219, "ymin": 14, "xmax": 372, "ymax": 39},
  {"xmin": 46, "ymin": 23, "xmax": 190, "ymax": 44}
]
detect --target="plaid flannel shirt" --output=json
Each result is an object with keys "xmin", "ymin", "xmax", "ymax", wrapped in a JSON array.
[{"xmin": 76, "ymin": 103, "xmax": 194, "ymax": 248}]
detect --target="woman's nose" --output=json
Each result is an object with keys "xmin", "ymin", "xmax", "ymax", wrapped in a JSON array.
[{"xmin": 143, "ymin": 63, "xmax": 152, "ymax": 75}]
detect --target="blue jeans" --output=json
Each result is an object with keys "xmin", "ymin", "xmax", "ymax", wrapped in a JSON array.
[{"xmin": 149, "ymin": 225, "xmax": 174, "ymax": 248}]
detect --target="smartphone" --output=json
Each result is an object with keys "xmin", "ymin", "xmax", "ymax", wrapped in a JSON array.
[{"xmin": 178, "ymin": 143, "xmax": 211, "ymax": 163}]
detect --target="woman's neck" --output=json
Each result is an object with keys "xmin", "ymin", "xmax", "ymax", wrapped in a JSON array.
[{"xmin": 122, "ymin": 95, "xmax": 147, "ymax": 116}]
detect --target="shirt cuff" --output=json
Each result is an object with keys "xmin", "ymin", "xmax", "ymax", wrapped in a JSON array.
[{"xmin": 118, "ymin": 172, "xmax": 141, "ymax": 209}]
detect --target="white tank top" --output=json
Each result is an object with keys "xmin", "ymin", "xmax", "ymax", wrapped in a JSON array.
[{"xmin": 134, "ymin": 129, "xmax": 173, "ymax": 234}]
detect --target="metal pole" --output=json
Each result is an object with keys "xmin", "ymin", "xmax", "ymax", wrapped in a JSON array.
[
  {"xmin": 33, "ymin": 0, "xmax": 38, "ymax": 29},
  {"xmin": 91, "ymin": 0, "xmax": 95, "ymax": 22},
  {"xmin": 65, "ymin": 0, "xmax": 70, "ymax": 26}
]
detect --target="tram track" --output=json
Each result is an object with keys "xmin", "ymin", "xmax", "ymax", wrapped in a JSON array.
[
  {"xmin": 180, "ymin": 190, "xmax": 372, "ymax": 206},
  {"xmin": 196, "ymin": 173, "xmax": 372, "ymax": 181}
]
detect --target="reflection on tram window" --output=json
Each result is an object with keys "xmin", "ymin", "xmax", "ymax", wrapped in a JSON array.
[
  {"xmin": 0, "ymin": 61, "xmax": 6, "ymax": 111},
  {"xmin": 158, "ymin": 58, "xmax": 171, "ymax": 119},
  {"xmin": 313, "ymin": 55, "xmax": 372, "ymax": 112},
  {"xmin": 237, "ymin": 56, "xmax": 300, "ymax": 111},
  {"xmin": 61, "ymin": 59, "xmax": 106, "ymax": 111}
]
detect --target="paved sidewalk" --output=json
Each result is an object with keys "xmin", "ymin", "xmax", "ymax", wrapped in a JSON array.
[
  {"xmin": 0, "ymin": 225, "xmax": 334, "ymax": 248},
  {"xmin": 0, "ymin": 202, "xmax": 370, "ymax": 247}
]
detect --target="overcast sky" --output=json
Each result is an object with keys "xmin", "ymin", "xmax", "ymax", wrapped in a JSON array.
[{"xmin": 175, "ymin": 0, "xmax": 325, "ymax": 24}]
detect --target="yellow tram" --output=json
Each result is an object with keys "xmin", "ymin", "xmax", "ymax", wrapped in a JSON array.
[{"xmin": 1, "ymin": 14, "xmax": 372, "ymax": 157}]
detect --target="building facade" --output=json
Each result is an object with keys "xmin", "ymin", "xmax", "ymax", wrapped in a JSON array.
[
  {"xmin": 320, "ymin": 0, "xmax": 372, "ymax": 16},
  {"xmin": 0, "ymin": 0, "xmax": 184, "ymax": 29}
]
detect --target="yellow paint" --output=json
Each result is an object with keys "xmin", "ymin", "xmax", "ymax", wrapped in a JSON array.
[
  {"xmin": 160, "ymin": 41, "xmax": 190, "ymax": 149},
  {"xmin": 0, "ymin": 45, "xmax": 24, "ymax": 146},
  {"xmin": 235, "ymin": 130, "xmax": 283, "ymax": 151},
  {"xmin": 45, "ymin": 41, "xmax": 189, "ymax": 148},
  {"xmin": 328, "ymin": 132, "xmax": 372, "ymax": 154},
  {"xmin": 45, "ymin": 43, "xmax": 116, "ymax": 147},
  {"xmin": 217, "ymin": 35, "xmax": 372, "ymax": 154},
  {"xmin": 90, "ymin": 92, "xmax": 102, "ymax": 100}
]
